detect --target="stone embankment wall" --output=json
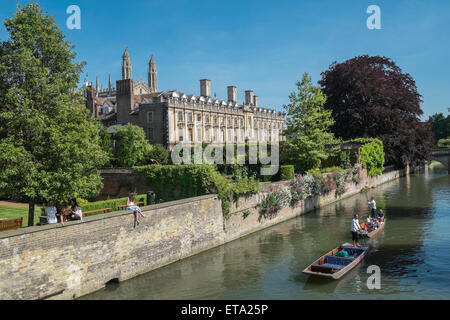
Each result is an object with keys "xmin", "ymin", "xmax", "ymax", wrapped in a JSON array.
[{"xmin": 0, "ymin": 166, "xmax": 408, "ymax": 300}]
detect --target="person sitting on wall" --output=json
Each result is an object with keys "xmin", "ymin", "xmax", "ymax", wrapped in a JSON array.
[
  {"xmin": 68, "ymin": 199, "xmax": 83, "ymax": 221},
  {"xmin": 45, "ymin": 200, "xmax": 58, "ymax": 224},
  {"xmin": 126, "ymin": 193, "xmax": 146, "ymax": 226},
  {"xmin": 334, "ymin": 246, "xmax": 349, "ymax": 257},
  {"xmin": 377, "ymin": 208, "xmax": 385, "ymax": 222},
  {"xmin": 56, "ymin": 202, "xmax": 68, "ymax": 225}
]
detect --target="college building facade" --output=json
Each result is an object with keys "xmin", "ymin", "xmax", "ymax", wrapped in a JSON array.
[{"xmin": 84, "ymin": 47, "xmax": 286, "ymax": 148}]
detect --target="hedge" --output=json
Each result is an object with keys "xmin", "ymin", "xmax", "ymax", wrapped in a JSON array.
[
  {"xmin": 134, "ymin": 164, "xmax": 217, "ymax": 200},
  {"xmin": 279, "ymin": 165, "xmax": 295, "ymax": 180}
]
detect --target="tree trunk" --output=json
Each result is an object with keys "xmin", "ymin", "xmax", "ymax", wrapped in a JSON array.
[{"xmin": 28, "ymin": 198, "xmax": 35, "ymax": 227}]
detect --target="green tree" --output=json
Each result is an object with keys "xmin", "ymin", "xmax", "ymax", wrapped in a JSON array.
[
  {"xmin": 427, "ymin": 113, "xmax": 449, "ymax": 144},
  {"xmin": 148, "ymin": 144, "xmax": 169, "ymax": 164},
  {"xmin": 282, "ymin": 73, "xmax": 339, "ymax": 173},
  {"xmin": 113, "ymin": 124, "xmax": 152, "ymax": 167},
  {"xmin": 0, "ymin": 3, "xmax": 109, "ymax": 226},
  {"xmin": 99, "ymin": 125, "xmax": 112, "ymax": 165}
]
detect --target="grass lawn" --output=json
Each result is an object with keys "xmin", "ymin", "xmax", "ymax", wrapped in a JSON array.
[{"xmin": 0, "ymin": 205, "xmax": 41, "ymax": 227}]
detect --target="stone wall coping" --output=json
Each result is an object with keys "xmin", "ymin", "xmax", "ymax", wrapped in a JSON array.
[{"xmin": 0, "ymin": 194, "xmax": 218, "ymax": 240}]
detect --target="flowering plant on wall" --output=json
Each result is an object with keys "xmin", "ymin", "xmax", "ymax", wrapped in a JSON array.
[
  {"xmin": 290, "ymin": 174, "xmax": 306, "ymax": 205},
  {"xmin": 259, "ymin": 186, "xmax": 291, "ymax": 219}
]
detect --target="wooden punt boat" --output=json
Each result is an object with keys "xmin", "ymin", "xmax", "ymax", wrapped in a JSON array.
[
  {"xmin": 359, "ymin": 220, "xmax": 386, "ymax": 238},
  {"xmin": 302, "ymin": 243, "xmax": 368, "ymax": 280}
]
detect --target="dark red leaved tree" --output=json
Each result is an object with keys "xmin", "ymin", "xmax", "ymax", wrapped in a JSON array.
[{"xmin": 319, "ymin": 55, "xmax": 434, "ymax": 168}]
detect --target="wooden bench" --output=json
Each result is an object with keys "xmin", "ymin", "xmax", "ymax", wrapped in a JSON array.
[
  {"xmin": 0, "ymin": 217, "xmax": 23, "ymax": 231},
  {"xmin": 117, "ymin": 202, "xmax": 144, "ymax": 210},
  {"xmin": 83, "ymin": 208, "xmax": 112, "ymax": 216}
]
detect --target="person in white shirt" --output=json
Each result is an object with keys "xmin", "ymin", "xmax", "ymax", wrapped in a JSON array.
[
  {"xmin": 351, "ymin": 214, "xmax": 362, "ymax": 248},
  {"xmin": 368, "ymin": 197, "xmax": 376, "ymax": 219},
  {"xmin": 45, "ymin": 200, "xmax": 57, "ymax": 224}
]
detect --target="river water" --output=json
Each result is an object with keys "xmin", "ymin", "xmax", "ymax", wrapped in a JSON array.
[{"xmin": 82, "ymin": 169, "xmax": 450, "ymax": 300}]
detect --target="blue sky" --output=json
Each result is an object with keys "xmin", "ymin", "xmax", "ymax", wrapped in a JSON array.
[{"xmin": 1, "ymin": 0, "xmax": 449, "ymax": 119}]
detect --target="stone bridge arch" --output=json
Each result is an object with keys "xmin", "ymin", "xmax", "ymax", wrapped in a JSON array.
[{"xmin": 431, "ymin": 149, "xmax": 449, "ymax": 173}]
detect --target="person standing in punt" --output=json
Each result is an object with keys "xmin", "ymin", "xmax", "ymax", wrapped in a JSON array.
[
  {"xmin": 368, "ymin": 197, "xmax": 377, "ymax": 219},
  {"xmin": 351, "ymin": 214, "xmax": 362, "ymax": 248}
]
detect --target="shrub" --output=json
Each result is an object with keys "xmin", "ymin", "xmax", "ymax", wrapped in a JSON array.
[
  {"xmin": 147, "ymin": 144, "xmax": 169, "ymax": 164},
  {"xmin": 134, "ymin": 164, "xmax": 216, "ymax": 200},
  {"xmin": 306, "ymin": 168, "xmax": 322, "ymax": 180},
  {"xmin": 322, "ymin": 166, "xmax": 346, "ymax": 174},
  {"xmin": 261, "ymin": 164, "xmax": 275, "ymax": 182},
  {"xmin": 338, "ymin": 151, "xmax": 351, "ymax": 168},
  {"xmin": 334, "ymin": 172, "xmax": 347, "ymax": 197},
  {"xmin": 113, "ymin": 124, "xmax": 152, "ymax": 167},
  {"xmin": 279, "ymin": 165, "xmax": 295, "ymax": 180},
  {"xmin": 347, "ymin": 138, "xmax": 385, "ymax": 177},
  {"xmin": 134, "ymin": 164, "xmax": 259, "ymax": 216}
]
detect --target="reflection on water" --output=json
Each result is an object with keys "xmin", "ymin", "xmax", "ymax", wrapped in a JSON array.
[{"xmin": 82, "ymin": 171, "xmax": 450, "ymax": 300}]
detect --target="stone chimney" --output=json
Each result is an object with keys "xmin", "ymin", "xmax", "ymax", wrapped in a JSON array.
[
  {"xmin": 227, "ymin": 86, "xmax": 237, "ymax": 103},
  {"xmin": 245, "ymin": 90, "xmax": 254, "ymax": 105},
  {"xmin": 254, "ymin": 96, "xmax": 259, "ymax": 108},
  {"xmin": 200, "ymin": 79, "xmax": 211, "ymax": 97}
]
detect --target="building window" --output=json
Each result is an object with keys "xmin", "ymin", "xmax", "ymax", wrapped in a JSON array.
[
  {"xmin": 205, "ymin": 115, "xmax": 209, "ymax": 124},
  {"xmin": 188, "ymin": 128, "xmax": 193, "ymax": 141},
  {"xmin": 227, "ymin": 117, "xmax": 231, "ymax": 126},
  {"xmin": 220, "ymin": 117, "xmax": 224, "ymax": 125},
  {"xmin": 188, "ymin": 113, "xmax": 193, "ymax": 123},
  {"xmin": 197, "ymin": 127, "xmax": 202, "ymax": 142},
  {"xmin": 147, "ymin": 111, "xmax": 153, "ymax": 123},
  {"xmin": 148, "ymin": 128, "xmax": 154, "ymax": 141},
  {"xmin": 234, "ymin": 118, "xmax": 237, "ymax": 127},
  {"xmin": 178, "ymin": 111, "xmax": 183, "ymax": 121},
  {"xmin": 213, "ymin": 115, "xmax": 217, "ymax": 124},
  {"xmin": 240, "ymin": 118, "xmax": 244, "ymax": 127},
  {"xmin": 206, "ymin": 129, "xmax": 210, "ymax": 141},
  {"xmin": 197, "ymin": 114, "xmax": 201, "ymax": 122}
]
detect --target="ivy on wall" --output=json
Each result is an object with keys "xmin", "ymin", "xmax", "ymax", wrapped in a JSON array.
[{"xmin": 349, "ymin": 138, "xmax": 385, "ymax": 177}]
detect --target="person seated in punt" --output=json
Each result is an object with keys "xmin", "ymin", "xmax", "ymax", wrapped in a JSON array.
[
  {"xmin": 334, "ymin": 246, "xmax": 349, "ymax": 257},
  {"xmin": 361, "ymin": 216, "xmax": 373, "ymax": 231},
  {"xmin": 377, "ymin": 208, "xmax": 385, "ymax": 222}
]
